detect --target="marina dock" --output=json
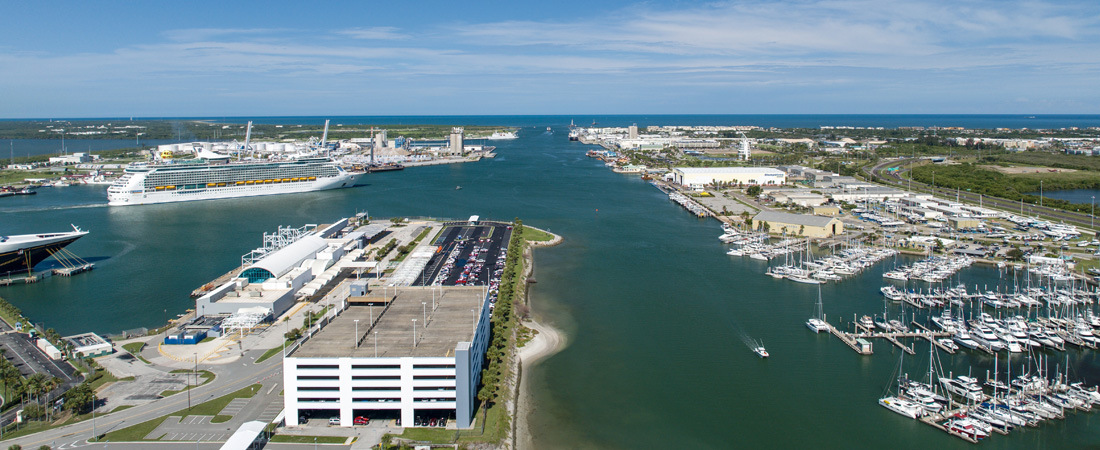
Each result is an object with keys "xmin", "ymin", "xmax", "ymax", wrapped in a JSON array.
[
  {"xmin": 830, "ymin": 319, "xmax": 957, "ymax": 356},
  {"xmin": 829, "ymin": 325, "xmax": 873, "ymax": 355},
  {"xmin": 912, "ymin": 322, "xmax": 956, "ymax": 354}
]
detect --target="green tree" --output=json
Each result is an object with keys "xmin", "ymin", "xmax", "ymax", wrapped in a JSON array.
[
  {"xmin": 1006, "ymin": 247, "xmax": 1025, "ymax": 261},
  {"xmin": 746, "ymin": 185, "xmax": 763, "ymax": 197},
  {"xmin": 63, "ymin": 382, "xmax": 94, "ymax": 414}
]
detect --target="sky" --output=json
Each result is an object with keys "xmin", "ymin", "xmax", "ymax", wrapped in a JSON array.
[{"xmin": 2, "ymin": 0, "xmax": 1099, "ymax": 117}]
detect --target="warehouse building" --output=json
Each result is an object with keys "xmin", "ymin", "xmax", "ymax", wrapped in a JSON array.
[
  {"xmin": 670, "ymin": 167, "xmax": 786, "ymax": 190},
  {"xmin": 752, "ymin": 211, "xmax": 844, "ymax": 238},
  {"xmin": 283, "ymin": 286, "xmax": 491, "ymax": 429}
]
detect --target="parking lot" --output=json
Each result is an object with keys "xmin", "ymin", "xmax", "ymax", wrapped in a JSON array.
[
  {"xmin": 0, "ymin": 332, "xmax": 78, "ymax": 382},
  {"xmin": 417, "ymin": 224, "xmax": 512, "ymax": 288}
]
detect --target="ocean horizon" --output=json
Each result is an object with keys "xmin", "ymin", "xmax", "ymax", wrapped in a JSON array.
[{"xmin": 4, "ymin": 114, "xmax": 1100, "ymax": 130}]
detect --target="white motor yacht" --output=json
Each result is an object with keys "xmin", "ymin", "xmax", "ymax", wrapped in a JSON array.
[{"xmin": 879, "ymin": 396, "xmax": 923, "ymax": 419}]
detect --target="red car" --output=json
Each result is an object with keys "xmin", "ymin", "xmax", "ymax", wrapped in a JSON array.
[{"xmin": 353, "ymin": 416, "xmax": 369, "ymax": 425}]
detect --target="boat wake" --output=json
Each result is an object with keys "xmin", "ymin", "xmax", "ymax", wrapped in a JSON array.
[
  {"xmin": 1, "ymin": 203, "xmax": 108, "ymax": 213},
  {"xmin": 736, "ymin": 328, "xmax": 757, "ymax": 351}
]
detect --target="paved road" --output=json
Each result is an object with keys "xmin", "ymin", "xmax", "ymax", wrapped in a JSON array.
[
  {"xmin": 4, "ymin": 336, "xmax": 284, "ymax": 449},
  {"xmin": 865, "ymin": 158, "xmax": 1099, "ymax": 230}
]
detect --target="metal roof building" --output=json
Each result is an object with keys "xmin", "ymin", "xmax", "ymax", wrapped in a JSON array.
[
  {"xmin": 752, "ymin": 211, "xmax": 843, "ymax": 238},
  {"xmin": 240, "ymin": 235, "xmax": 327, "ymax": 283}
]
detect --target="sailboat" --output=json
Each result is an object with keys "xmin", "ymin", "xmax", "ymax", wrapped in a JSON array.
[
  {"xmin": 806, "ymin": 286, "xmax": 830, "ymax": 333},
  {"xmin": 879, "ymin": 351, "xmax": 924, "ymax": 419}
]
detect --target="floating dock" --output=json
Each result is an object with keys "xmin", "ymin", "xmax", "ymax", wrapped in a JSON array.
[{"xmin": 53, "ymin": 263, "xmax": 94, "ymax": 276}]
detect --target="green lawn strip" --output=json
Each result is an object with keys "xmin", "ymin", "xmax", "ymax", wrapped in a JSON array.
[
  {"xmin": 87, "ymin": 369, "xmax": 121, "ymax": 391},
  {"xmin": 122, "ymin": 342, "xmax": 152, "ymax": 364},
  {"xmin": 211, "ymin": 414, "xmax": 232, "ymax": 423},
  {"xmin": 160, "ymin": 370, "xmax": 215, "ymax": 396},
  {"xmin": 523, "ymin": 227, "xmax": 554, "ymax": 242},
  {"xmin": 1075, "ymin": 257, "xmax": 1099, "ymax": 275},
  {"xmin": 270, "ymin": 435, "xmax": 348, "ymax": 444},
  {"xmin": 179, "ymin": 383, "xmax": 262, "ymax": 417},
  {"xmin": 100, "ymin": 383, "xmax": 262, "ymax": 441},
  {"xmin": 121, "ymin": 342, "xmax": 145, "ymax": 354},
  {"xmin": 397, "ymin": 402, "xmax": 507, "ymax": 445},
  {"xmin": 96, "ymin": 415, "xmax": 170, "ymax": 442},
  {"xmin": 255, "ymin": 340, "xmax": 294, "ymax": 364},
  {"xmin": 111, "ymin": 405, "xmax": 134, "ymax": 413},
  {"xmin": 0, "ymin": 409, "xmax": 99, "ymax": 435}
]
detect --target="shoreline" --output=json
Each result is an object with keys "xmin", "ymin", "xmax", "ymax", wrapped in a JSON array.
[
  {"xmin": 512, "ymin": 229, "xmax": 567, "ymax": 450},
  {"xmin": 515, "ymin": 318, "xmax": 564, "ymax": 450}
]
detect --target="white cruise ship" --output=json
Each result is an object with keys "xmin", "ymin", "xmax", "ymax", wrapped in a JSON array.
[{"xmin": 107, "ymin": 157, "xmax": 363, "ymax": 206}]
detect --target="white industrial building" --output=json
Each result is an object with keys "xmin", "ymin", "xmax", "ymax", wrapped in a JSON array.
[
  {"xmin": 283, "ymin": 286, "xmax": 491, "ymax": 429},
  {"xmin": 671, "ymin": 167, "xmax": 786, "ymax": 189},
  {"xmin": 197, "ymin": 219, "xmax": 374, "ymax": 319}
]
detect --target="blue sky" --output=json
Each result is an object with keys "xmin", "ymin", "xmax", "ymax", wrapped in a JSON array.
[{"xmin": 2, "ymin": 0, "xmax": 1098, "ymax": 117}]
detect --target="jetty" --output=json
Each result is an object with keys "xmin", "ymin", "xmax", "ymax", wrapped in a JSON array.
[
  {"xmin": 192, "ymin": 264, "xmax": 246, "ymax": 297},
  {"xmin": 829, "ymin": 325, "xmax": 873, "ymax": 355}
]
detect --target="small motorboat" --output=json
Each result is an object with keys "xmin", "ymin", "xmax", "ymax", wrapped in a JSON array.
[{"xmin": 752, "ymin": 340, "xmax": 769, "ymax": 358}]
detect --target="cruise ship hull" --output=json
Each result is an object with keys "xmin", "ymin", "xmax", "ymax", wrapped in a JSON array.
[
  {"xmin": 0, "ymin": 233, "xmax": 86, "ymax": 276},
  {"xmin": 108, "ymin": 171, "xmax": 362, "ymax": 206}
]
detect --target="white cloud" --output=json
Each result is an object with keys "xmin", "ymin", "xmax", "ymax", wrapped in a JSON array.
[{"xmin": 335, "ymin": 27, "xmax": 408, "ymax": 40}]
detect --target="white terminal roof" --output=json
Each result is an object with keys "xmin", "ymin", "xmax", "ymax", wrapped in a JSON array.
[{"xmin": 241, "ymin": 235, "xmax": 327, "ymax": 279}]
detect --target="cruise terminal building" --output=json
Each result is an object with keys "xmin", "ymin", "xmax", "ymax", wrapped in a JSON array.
[{"xmin": 283, "ymin": 285, "xmax": 492, "ymax": 428}]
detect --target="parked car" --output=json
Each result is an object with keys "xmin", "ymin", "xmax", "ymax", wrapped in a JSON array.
[
  {"xmin": 354, "ymin": 416, "xmax": 369, "ymax": 425},
  {"xmin": 329, "ymin": 417, "xmax": 340, "ymax": 426}
]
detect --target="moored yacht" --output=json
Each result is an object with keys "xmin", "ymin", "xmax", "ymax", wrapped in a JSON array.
[{"xmin": 0, "ymin": 225, "xmax": 89, "ymax": 275}]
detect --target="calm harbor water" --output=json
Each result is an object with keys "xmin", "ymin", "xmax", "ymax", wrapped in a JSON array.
[
  {"xmin": 3, "ymin": 121, "xmax": 1100, "ymax": 448},
  {"xmin": 6, "ymin": 138, "xmax": 183, "ymax": 158},
  {"xmin": 1030, "ymin": 188, "xmax": 1100, "ymax": 206}
]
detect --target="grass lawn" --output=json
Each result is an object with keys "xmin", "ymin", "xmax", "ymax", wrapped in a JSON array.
[
  {"xmin": 255, "ymin": 340, "xmax": 294, "ymax": 364},
  {"xmin": 121, "ymin": 342, "xmax": 145, "ymax": 354},
  {"xmin": 87, "ymin": 369, "xmax": 121, "ymax": 391},
  {"xmin": 97, "ymin": 415, "xmax": 169, "ymax": 442},
  {"xmin": 270, "ymin": 435, "xmax": 348, "ymax": 444},
  {"xmin": 101, "ymin": 383, "xmax": 263, "ymax": 442},
  {"xmin": 524, "ymin": 227, "xmax": 554, "ymax": 242},
  {"xmin": 398, "ymin": 401, "xmax": 507, "ymax": 445},
  {"xmin": 122, "ymin": 342, "xmax": 151, "ymax": 364},
  {"xmin": 1075, "ymin": 257, "xmax": 1099, "ymax": 274},
  {"xmin": 0, "ymin": 402, "xmax": 127, "ymax": 440},
  {"xmin": 180, "ymin": 383, "xmax": 262, "ymax": 417}
]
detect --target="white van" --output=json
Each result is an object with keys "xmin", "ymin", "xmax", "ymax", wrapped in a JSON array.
[{"xmin": 329, "ymin": 417, "xmax": 340, "ymax": 426}]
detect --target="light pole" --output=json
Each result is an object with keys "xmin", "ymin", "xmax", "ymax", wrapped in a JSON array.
[
  {"xmin": 1092, "ymin": 196, "xmax": 1095, "ymax": 229},
  {"xmin": 354, "ymin": 319, "xmax": 359, "ymax": 348},
  {"xmin": 1040, "ymin": 180, "xmax": 1043, "ymax": 208},
  {"xmin": 422, "ymin": 302, "xmax": 427, "ymax": 326},
  {"xmin": 412, "ymin": 319, "xmax": 417, "ymax": 347},
  {"xmin": 374, "ymin": 331, "xmax": 378, "ymax": 357}
]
